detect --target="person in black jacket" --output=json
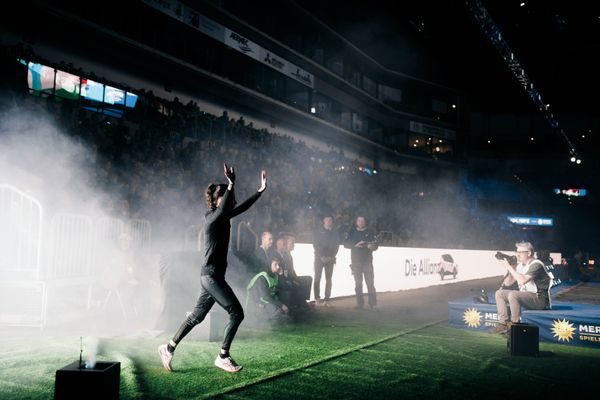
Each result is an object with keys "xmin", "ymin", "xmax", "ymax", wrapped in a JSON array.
[
  {"xmin": 312, "ymin": 214, "xmax": 340, "ymax": 305},
  {"xmin": 271, "ymin": 234, "xmax": 311, "ymax": 313},
  {"xmin": 284, "ymin": 234, "xmax": 312, "ymax": 307},
  {"xmin": 344, "ymin": 216, "xmax": 378, "ymax": 310},
  {"xmin": 254, "ymin": 231, "xmax": 274, "ymax": 273},
  {"xmin": 159, "ymin": 163, "xmax": 267, "ymax": 373}
]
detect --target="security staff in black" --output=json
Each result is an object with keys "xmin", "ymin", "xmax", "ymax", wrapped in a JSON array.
[
  {"xmin": 312, "ymin": 214, "xmax": 341, "ymax": 304},
  {"xmin": 159, "ymin": 163, "xmax": 267, "ymax": 373},
  {"xmin": 344, "ymin": 215, "xmax": 378, "ymax": 310}
]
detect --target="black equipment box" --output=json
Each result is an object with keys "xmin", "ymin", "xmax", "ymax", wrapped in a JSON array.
[
  {"xmin": 507, "ymin": 323, "xmax": 539, "ymax": 356},
  {"xmin": 54, "ymin": 361, "xmax": 120, "ymax": 399}
]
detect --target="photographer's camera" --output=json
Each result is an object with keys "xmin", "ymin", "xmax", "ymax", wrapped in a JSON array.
[{"xmin": 494, "ymin": 251, "xmax": 517, "ymax": 266}]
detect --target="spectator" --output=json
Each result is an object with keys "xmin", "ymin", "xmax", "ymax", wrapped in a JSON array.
[
  {"xmin": 344, "ymin": 216, "xmax": 378, "ymax": 310},
  {"xmin": 254, "ymin": 231, "xmax": 275, "ymax": 273},
  {"xmin": 312, "ymin": 214, "xmax": 340, "ymax": 305},
  {"xmin": 245, "ymin": 259, "xmax": 290, "ymax": 323}
]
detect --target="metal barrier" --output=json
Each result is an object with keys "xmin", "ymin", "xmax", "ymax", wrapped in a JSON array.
[
  {"xmin": 377, "ymin": 231, "xmax": 395, "ymax": 246},
  {"xmin": 0, "ymin": 189, "xmax": 153, "ymax": 328},
  {"xmin": 47, "ymin": 213, "xmax": 93, "ymax": 279},
  {"xmin": 91, "ymin": 216, "xmax": 125, "ymax": 281},
  {"xmin": 127, "ymin": 218, "xmax": 152, "ymax": 249},
  {"xmin": 237, "ymin": 221, "xmax": 258, "ymax": 252},
  {"xmin": 94, "ymin": 216, "xmax": 126, "ymax": 244},
  {"xmin": 0, "ymin": 184, "xmax": 43, "ymax": 279},
  {"xmin": 184, "ymin": 224, "xmax": 204, "ymax": 251},
  {"xmin": 87, "ymin": 217, "xmax": 152, "ymax": 318},
  {"xmin": 0, "ymin": 184, "xmax": 45, "ymax": 328}
]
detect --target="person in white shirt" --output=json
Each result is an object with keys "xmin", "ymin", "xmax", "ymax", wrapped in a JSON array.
[{"xmin": 492, "ymin": 241, "xmax": 551, "ymax": 334}]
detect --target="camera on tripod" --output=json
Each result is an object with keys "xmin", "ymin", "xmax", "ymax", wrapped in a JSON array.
[
  {"xmin": 495, "ymin": 251, "xmax": 517, "ymax": 266},
  {"xmin": 471, "ymin": 288, "xmax": 489, "ymax": 304}
]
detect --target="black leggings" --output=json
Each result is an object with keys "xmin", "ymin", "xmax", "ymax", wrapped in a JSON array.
[{"xmin": 172, "ymin": 275, "xmax": 244, "ymax": 351}]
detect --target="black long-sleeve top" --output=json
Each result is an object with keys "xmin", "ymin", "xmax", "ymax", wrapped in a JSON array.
[
  {"xmin": 344, "ymin": 228, "xmax": 378, "ymax": 266},
  {"xmin": 313, "ymin": 227, "xmax": 341, "ymax": 258},
  {"xmin": 254, "ymin": 246, "xmax": 275, "ymax": 272},
  {"xmin": 201, "ymin": 189, "xmax": 262, "ymax": 277}
]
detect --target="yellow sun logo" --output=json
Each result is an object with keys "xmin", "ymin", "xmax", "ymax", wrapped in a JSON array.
[
  {"xmin": 551, "ymin": 319, "xmax": 576, "ymax": 342},
  {"xmin": 463, "ymin": 307, "xmax": 482, "ymax": 327}
]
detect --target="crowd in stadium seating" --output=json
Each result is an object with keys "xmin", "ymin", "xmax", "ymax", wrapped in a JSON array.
[{"xmin": 0, "ymin": 43, "xmax": 551, "ymax": 252}]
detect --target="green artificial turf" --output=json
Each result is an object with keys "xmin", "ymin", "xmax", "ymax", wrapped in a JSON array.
[
  {"xmin": 0, "ymin": 314, "xmax": 409, "ymax": 400},
  {"xmin": 219, "ymin": 324, "xmax": 600, "ymax": 400},
  {"xmin": 2, "ymin": 283, "xmax": 599, "ymax": 400}
]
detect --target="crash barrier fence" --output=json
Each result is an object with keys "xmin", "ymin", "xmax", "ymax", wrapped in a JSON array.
[{"xmin": 0, "ymin": 184, "xmax": 153, "ymax": 327}]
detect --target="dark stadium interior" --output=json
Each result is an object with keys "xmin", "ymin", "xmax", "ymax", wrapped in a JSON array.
[
  {"xmin": 1, "ymin": 1, "xmax": 599, "ymax": 398},
  {"xmin": 2, "ymin": 0, "xmax": 597, "ymax": 251}
]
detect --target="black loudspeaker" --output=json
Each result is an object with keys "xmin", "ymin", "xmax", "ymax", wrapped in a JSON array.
[
  {"xmin": 54, "ymin": 361, "xmax": 120, "ymax": 399},
  {"xmin": 507, "ymin": 323, "xmax": 539, "ymax": 356}
]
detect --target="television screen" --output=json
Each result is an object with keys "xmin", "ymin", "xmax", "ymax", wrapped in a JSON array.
[
  {"xmin": 55, "ymin": 69, "xmax": 81, "ymax": 100},
  {"xmin": 81, "ymin": 78, "xmax": 104, "ymax": 102},
  {"xmin": 27, "ymin": 62, "xmax": 55, "ymax": 96},
  {"xmin": 104, "ymin": 85, "xmax": 125, "ymax": 105},
  {"xmin": 125, "ymin": 92, "xmax": 138, "ymax": 108}
]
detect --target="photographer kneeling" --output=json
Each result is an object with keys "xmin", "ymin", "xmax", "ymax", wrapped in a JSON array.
[{"xmin": 492, "ymin": 242, "xmax": 551, "ymax": 334}]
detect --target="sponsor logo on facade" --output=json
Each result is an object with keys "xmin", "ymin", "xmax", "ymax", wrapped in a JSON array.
[
  {"xmin": 264, "ymin": 53, "xmax": 285, "ymax": 70},
  {"xmin": 461, "ymin": 307, "xmax": 500, "ymax": 328},
  {"xmin": 551, "ymin": 319, "xmax": 576, "ymax": 342},
  {"xmin": 229, "ymin": 31, "xmax": 254, "ymax": 54},
  {"xmin": 290, "ymin": 67, "xmax": 312, "ymax": 86},
  {"xmin": 462, "ymin": 308, "xmax": 482, "ymax": 327},
  {"xmin": 405, "ymin": 258, "xmax": 437, "ymax": 276},
  {"xmin": 577, "ymin": 323, "xmax": 600, "ymax": 343}
]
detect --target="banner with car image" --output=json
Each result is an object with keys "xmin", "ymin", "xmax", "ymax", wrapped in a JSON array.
[{"xmin": 292, "ymin": 244, "xmax": 560, "ymax": 299}]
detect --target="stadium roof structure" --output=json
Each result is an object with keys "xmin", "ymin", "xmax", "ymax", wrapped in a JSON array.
[{"xmin": 293, "ymin": 0, "xmax": 599, "ymax": 198}]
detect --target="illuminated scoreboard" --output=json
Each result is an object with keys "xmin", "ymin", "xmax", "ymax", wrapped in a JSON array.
[
  {"xmin": 554, "ymin": 188, "xmax": 586, "ymax": 197},
  {"xmin": 507, "ymin": 215, "xmax": 554, "ymax": 227}
]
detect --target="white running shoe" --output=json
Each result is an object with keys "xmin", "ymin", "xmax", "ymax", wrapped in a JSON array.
[
  {"xmin": 158, "ymin": 344, "xmax": 173, "ymax": 372},
  {"xmin": 214, "ymin": 355, "xmax": 243, "ymax": 372}
]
